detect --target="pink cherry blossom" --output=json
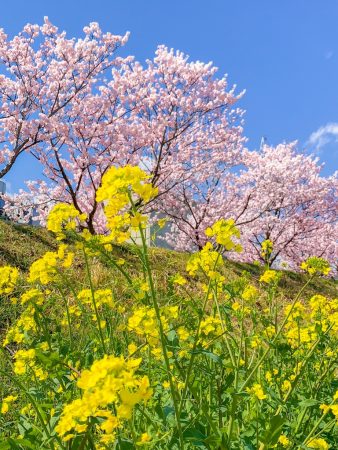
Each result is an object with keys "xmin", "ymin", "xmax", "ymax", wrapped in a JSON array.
[{"xmin": 1, "ymin": 21, "xmax": 336, "ymax": 272}]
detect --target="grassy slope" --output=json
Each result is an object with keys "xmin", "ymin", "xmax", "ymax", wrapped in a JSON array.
[{"xmin": 0, "ymin": 219, "xmax": 336, "ymax": 300}]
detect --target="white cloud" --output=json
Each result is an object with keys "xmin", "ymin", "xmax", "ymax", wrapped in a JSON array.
[
  {"xmin": 325, "ymin": 50, "xmax": 334, "ymax": 60},
  {"xmin": 307, "ymin": 122, "xmax": 338, "ymax": 152}
]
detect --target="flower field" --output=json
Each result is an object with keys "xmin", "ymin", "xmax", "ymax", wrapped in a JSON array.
[{"xmin": 0, "ymin": 166, "xmax": 337, "ymax": 449}]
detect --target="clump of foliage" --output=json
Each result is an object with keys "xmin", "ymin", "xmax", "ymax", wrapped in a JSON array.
[{"xmin": 0, "ymin": 166, "xmax": 337, "ymax": 449}]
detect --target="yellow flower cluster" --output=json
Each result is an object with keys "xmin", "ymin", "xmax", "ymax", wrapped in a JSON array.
[
  {"xmin": 187, "ymin": 242, "xmax": 223, "ymax": 277},
  {"xmin": 278, "ymin": 434, "xmax": 290, "ymax": 447},
  {"xmin": 319, "ymin": 390, "xmax": 338, "ymax": 428},
  {"xmin": 307, "ymin": 438, "xmax": 330, "ymax": 449},
  {"xmin": 284, "ymin": 295, "xmax": 338, "ymax": 350},
  {"xmin": 13, "ymin": 349, "xmax": 48, "ymax": 381},
  {"xmin": 281, "ymin": 379, "xmax": 292, "ymax": 393},
  {"xmin": 28, "ymin": 244, "xmax": 74, "ymax": 284},
  {"xmin": 284, "ymin": 301, "xmax": 316, "ymax": 349},
  {"xmin": 250, "ymin": 335, "xmax": 262, "ymax": 348},
  {"xmin": 0, "ymin": 265, "xmax": 19, "ymax": 294},
  {"xmin": 95, "ymin": 165, "xmax": 158, "ymax": 243},
  {"xmin": 259, "ymin": 269, "xmax": 279, "ymax": 284},
  {"xmin": 77, "ymin": 288, "xmax": 114, "ymax": 309},
  {"xmin": 96, "ymin": 165, "xmax": 157, "ymax": 206},
  {"xmin": 47, "ymin": 203, "xmax": 86, "ymax": 240},
  {"xmin": 261, "ymin": 239, "xmax": 273, "ymax": 260},
  {"xmin": 1, "ymin": 395, "xmax": 17, "ymax": 414},
  {"xmin": 55, "ymin": 355, "xmax": 152, "ymax": 444},
  {"xmin": 286, "ymin": 326, "xmax": 318, "ymax": 349},
  {"xmin": 128, "ymin": 305, "xmax": 178, "ymax": 358},
  {"xmin": 242, "ymin": 285, "xmax": 258, "ymax": 302},
  {"xmin": 3, "ymin": 305, "xmax": 37, "ymax": 346},
  {"xmin": 13, "ymin": 349, "xmax": 36, "ymax": 374},
  {"xmin": 265, "ymin": 369, "xmax": 278, "ymax": 383},
  {"xmin": 246, "ymin": 383, "xmax": 267, "ymax": 400},
  {"xmin": 300, "ymin": 256, "xmax": 331, "ymax": 276},
  {"xmin": 133, "ymin": 279, "xmax": 151, "ymax": 301},
  {"xmin": 284, "ymin": 301, "xmax": 305, "ymax": 321},
  {"xmin": 172, "ymin": 273, "xmax": 187, "ymax": 285},
  {"xmin": 20, "ymin": 288, "xmax": 44, "ymax": 306},
  {"xmin": 137, "ymin": 432, "xmax": 152, "ymax": 445},
  {"xmin": 205, "ymin": 219, "xmax": 242, "ymax": 252},
  {"xmin": 199, "ymin": 316, "xmax": 224, "ymax": 347}
]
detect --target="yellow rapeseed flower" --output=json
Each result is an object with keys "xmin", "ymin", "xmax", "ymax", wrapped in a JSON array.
[
  {"xmin": 320, "ymin": 404, "xmax": 330, "ymax": 415},
  {"xmin": 137, "ymin": 432, "xmax": 151, "ymax": 445},
  {"xmin": 246, "ymin": 383, "xmax": 267, "ymax": 400},
  {"xmin": 307, "ymin": 437, "xmax": 330, "ymax": 449},
  {"xmin": 0, "ymin": 266, "xmax": 19, "ymax": 295},
  {"xmin": 172, "ymin": 273, "xmax": 187, "ymax": 285},
  {"xmin": 259, "ymin": 269, "xmax": 279, "ymax": 284},
  {"xmin": 28, "ymin": 245, "xmax": 74, "ymax": 285},
  {"xmin": 77, "ymin": 288, "xmax": 114, "ymax": 309},
  {"xmin": 278, "ymin": 434, "xmax": 290, "ymax": 447},
  {"xmin": 47, "ymin": 203, "xmax": 86, "ymax": 240},
  {"xmin": 56, "ymin": 354, "xmax": 152, "ymax": 442},
  {"xmin": 186, "ymin": 242, "xmax": 223, "ymax": 277},
  {"xmin": 1, "ymin": 395, "xmax": 17, "ymax": 414},
  {"xmin": 261, "ymin": 239, "xmax": 273, "ymax": 260},
  {"xmin": 242, "ymin": 285, "xmax": 258, "ymax": 302},
  {"xmin": 300, "ymin": 257, "xmax": 331, "ymax": 276},
  {"xmin": 205, "ymin": 219, "xmax": 242, "ymax": 252}
]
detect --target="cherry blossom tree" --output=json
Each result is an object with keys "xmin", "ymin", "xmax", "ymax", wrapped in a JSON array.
[
  {"xmin": 232, "ymin": 143, "xmax": 338, "ymax": 270},
  {"xmin": 160, "ymin": 168, "xmax": 240, "ymax": 251},
  {"xmin": 164, "ymin": 142, "xmax": 337, "ymax": 271},
  {"xmin": 2, "ymin": 20, "xmax": 336, "ymax": 271},
  {"xmin": 3, "ymin": 34, "xmax": 245, "ymax": 233},
  {"xmin": 0, "ymin": 17, "xmax": 129, "ymax": 181}
]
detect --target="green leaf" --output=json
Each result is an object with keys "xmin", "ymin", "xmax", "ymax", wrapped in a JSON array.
[
  {"xmin": 260, "ymin": 414, "xmax": 286, "ymax": 446},
  {"xmin": 192, "ymin": 349, "xmax": 223, "ymax": 364},
  {"xmin": 182, "ymin": 428, "xmax": 208, "ymax": 448},
  {"xmin": 298, "ymin": 399, "xmax": 319, "ymax": 408},
  {"xmin": 183, "ymin": 428, "xmax": 206, "ymax": 440},
  {"xmin": 118, "ymin": 440, "xmax": 134, "ymax": 450},
  {"xmin": 6, "ymin": 437, "xmax": 36, "ymax": 449}
]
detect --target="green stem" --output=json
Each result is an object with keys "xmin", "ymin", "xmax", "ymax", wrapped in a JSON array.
[
  {"xmin": 78, "ymin": 424, "xmax": 92, "ymax": 450},
  {"xmin": 307, "ymin": 418, "xmax": 336, "ymax": 442},
  {"xmin": 213, "ymin": 290, "xmax": 236, "ymax": 368},
  {"xmin": 91, "ymin": 240, "xmax": 134, "ymax": 286},
  {"xmin": 57, "ymin": 286, "xmax": 73, "ymax": 349},
  {"xmin": 240, "ymin": 275, "xmax": 314, "ymax": 392},
  {"xmin": 302, "ymin": 407, "xmax": 332, "ymax": 446},
  {"xmin": 83, "ymin": 250, "xmax": 107, "ymax": 353},
  {"xmin": 178, "ymin": 253, "xmax": 222, "ymax": 418},
  {"xmin": 227, "ymin": 313, "xmax": 245, "ymax": 443},
  {"xmin": 128, "ymin": 193, "xmax": 184, "ymax": 449},
  {"xmin": 0, "ymin": 369, "xmax": 65, "ymax": 450}
]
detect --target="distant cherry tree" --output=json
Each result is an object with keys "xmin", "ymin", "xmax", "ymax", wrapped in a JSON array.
[
  {"xmin": 233, "ymin": 143, "xmax": 337, "ymax": 270},
  {"xmin": 166, "ymin": 142, "xmax": 337, "ymax": 270}
]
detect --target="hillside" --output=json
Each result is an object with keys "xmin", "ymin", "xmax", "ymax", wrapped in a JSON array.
[
  {"xmin": 1, "ymin": 218, "xmax": 338, "ymax": 449},
  {"xmin": 0, "ymin": 218, "xmax": 336, "ymax": 299}
]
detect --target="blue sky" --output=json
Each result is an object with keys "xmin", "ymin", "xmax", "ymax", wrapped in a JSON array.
[{"xmin": 1, "ymin": 0, "xmax": 338, "ymax": 192}]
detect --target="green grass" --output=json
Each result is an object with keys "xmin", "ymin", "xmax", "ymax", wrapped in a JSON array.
[
  {"xmin": 0, "ymin": 220, "xmax": 57, "ymax": 270},
  {"xmin": 0, "ymin": 218, "xmax": 336, "ymax": 301},
  {"xmin": 0, "ymin": 218, "xmax": 337, "ymax": 448}
]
